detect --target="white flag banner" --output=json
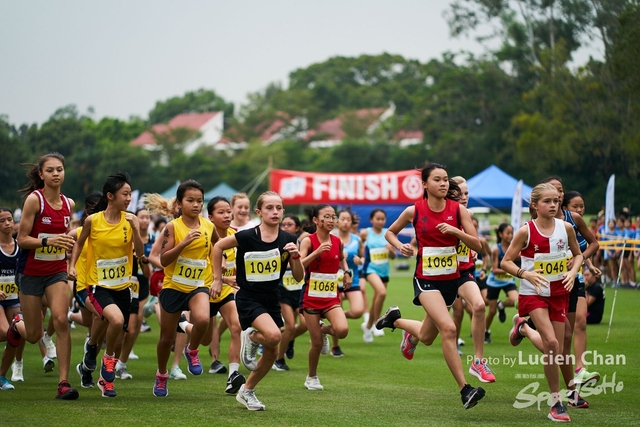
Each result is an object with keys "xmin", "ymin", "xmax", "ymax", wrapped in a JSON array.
[
  {"xmin": 605, "ymin": 175, "xmax": 615, "ymax": 226},
  {"xmin": 511, "ymin": 180, "xmax": 523, "ymax": 230},
  {"xmin": 127, "ymin": 190, "xmax": 140, "ymax": 213}
]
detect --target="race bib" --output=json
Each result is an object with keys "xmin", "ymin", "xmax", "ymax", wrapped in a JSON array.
[
  {"xmin": 457, "ymin": 243, "xmax": 470, "ymax": 263},
  {"xmin": 308, "ymin": 272, "xmax": 338, "ymax": 298},
  {"xmin": 534, "ymin": 252, "xmax": 568, "ymax": 282},
  {"xmin": 369, "ymin": 247, "xmax": 389, "ymax": 265},
  {"xmin": 244, "ymin": 249, "xmax": 281, "ymax": 282},
  {"xmin": 494, "ymin": 272, "xmax": 513, "ymax": 281},
  {"xmin": 475, "ymin": 259, "xmax": 484, "ymax": 270},
  {"xmin": 337, "ymin": 269, "xmax": 344, "ymax": 288},
  {"xmin": 223, "ymin": 261, "xmax": 236, "ymax": 278},
  {"xmin": 97, "ymin": 256, "xmax": 129, "ymax": 287},
  {"xmin": 129, "ymin": 276, "xmax": 140, "ymax": 299},
  {"xmin": 0, "ymin": 275, "xmax": 18, "ymax": 300},
  {"xmin": 174, "ymin": 256, "xmax": 207, "ymax": 287},
  {"xmin": 282, "ymin": 270, "xmax": 304, "ymax": 291},
  {"xmin": 421, "ymin": 246, "xmax": 457, "ymax": 276},
  {"xmin": 34, "ymin": 233, "xmax": 66, "ymax": 261}
]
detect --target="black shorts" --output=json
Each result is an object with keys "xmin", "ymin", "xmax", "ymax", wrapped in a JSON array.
[
  {"xmin": 278, "ymin": 287, "xmax": 301, "ymax": 310},
  {"xmin": 413, "ymin": 277, "xmax": 459, "ymax": 307},
  {"xmin": 87, "ymin": 286, "xmax": 131, "ymax": 330},
  {"xmin": 137, "ymin": 275, "xmax": 150, "ymax": 301},
  {"xmin": 236, "ymin": 289, "xmax": 283, "ymax": 331},
  {"xmin": 73, "ymin": 282, "xmax": 88, "ymax": 308},
  {"xmin": 476, "ymin": 276, "xmax": 488, "ymax": 291},
  {"xmin": 366, "ymin": 274, "xmax": 389, "ymax": 283},
  {"xmin": 623, "ymin": 249, "xmax": 632, "ymax": 259},
  {"xmin": 131, "ymin": 297, "xmax": 140, "ymax": 314},
  {"xmin": 159, "ymin": 287, "xmax": 209, "ymax": 314},
  {"xmin": 18, "ymin": 271, "xmax": 68, "ymax": 296},
  {"xmin": 0, "ymin": 299, "xmax": 20, "ymax": 309},
  {"xmin": 568, "ymin": 277, "xmax": 586, "ymax": 313},
  {"xmin": 457, "ymin": 267, "xmax": 476, "ymax": 287},
  {"xmin": 486, "ymin": 284, "xmax": 518, "ymax": 301},
  {"xmin": 210, "ymin": 293, "xmax": 235, "ymax": 317}
]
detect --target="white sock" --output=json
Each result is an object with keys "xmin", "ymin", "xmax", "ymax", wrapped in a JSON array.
[
  {"xmin": 550, "ymin": 392, "xmax": 561, "ymax": 406},
  {"xmin": 229, "ymin": 363, "xmax": 239, "ymax": 377},
  {"xmin": 179, "ymin": 320, "xmax": 191, "ymax": 333},
  {"xmin": 363, "ymin": 312, "xmax": 370, "ymax": 323},
  {"xmin": 116, "ymin": 361, "xmax": 126, "ymax": 370}
]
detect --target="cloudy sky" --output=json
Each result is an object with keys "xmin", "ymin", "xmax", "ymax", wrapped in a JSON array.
[{"xmin": 0, "ymin": 1, "xmax": 602, "ymax": 126}]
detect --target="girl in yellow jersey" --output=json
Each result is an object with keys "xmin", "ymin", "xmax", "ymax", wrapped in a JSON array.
[
  {"xmin": 154, "ymin": 180, "xmax": 216, "ymax": 397},
  {"xmin": 68, "ymin": 173, "xmax": 144, "ymax": 398}
]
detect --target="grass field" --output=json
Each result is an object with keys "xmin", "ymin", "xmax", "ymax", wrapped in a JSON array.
[{"xmin": 4, "ymin": 271, "xmax": 639, "ymax": 427}]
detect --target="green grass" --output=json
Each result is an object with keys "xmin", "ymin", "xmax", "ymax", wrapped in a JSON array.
[{"xmin": 4, "ymin": 273, "xmax": 639, "ymax": 427}]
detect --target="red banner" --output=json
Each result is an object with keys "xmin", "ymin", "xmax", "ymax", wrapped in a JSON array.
[{"xmin": 270, "ymin": 169, "xmax": 424, "ymax": 205}]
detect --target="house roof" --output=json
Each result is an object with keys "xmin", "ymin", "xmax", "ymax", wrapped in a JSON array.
[
  {"xmin": 131, "ymin": 112, "xmax": 219, "ymax": 146},
  {"xmin": 306, "ymin": 108, "xmax": 386, "ymax": 141}
]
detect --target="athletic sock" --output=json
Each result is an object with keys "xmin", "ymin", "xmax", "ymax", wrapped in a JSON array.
[
  {"xmin": 229, "ymin": 363, "xmax": 239, "ymax": 376},
  {"xmin": 179, "ymin": 320, "xmax": 191, "ymax": 333}
]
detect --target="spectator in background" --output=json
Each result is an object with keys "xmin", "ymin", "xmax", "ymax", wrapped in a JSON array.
[{"xmin": 584, "ymin": 268, "xmax": 605, "ymax": 325}]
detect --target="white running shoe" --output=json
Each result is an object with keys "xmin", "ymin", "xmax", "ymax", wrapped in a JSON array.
[
  {"xmin": 128, "ymin": 350, "xmax": 139, "ymax": 360},
  {"xmin": 41, "ymin": 332, "xmax": 57, "ymax": 359},
  {"xmin": 11, "ymin": 361, "xmax": 24, "ymax": 382},
  {"xmin": 43, "ymin": 356, "xmax": 55, "ymax": 373},
  {"xmin": 169, "ymin": 365, "xmax": 187, "ymax": 380},
  {"xmin": 240, "ymin": 328, "xmax": 259, "ymax": 371},
  {"xmin": 319, "ymin": 321, "xmax": 330, "ymax": 355},
  {"xmin": 142, "ymin": 296, "xmax": 157, "ymax": 318},
  {"xmin": 372, "ymin": 326, "xmax": 385, "ymax": 337},
  {"xmin": 361, "ymin": 322, "xmax": 373, "ymax": 343},
  {"xmin": 304, "ymin": 375, "xmax": 324, "ymax": 390},
  {"xmin": 116, "ymin": 364, "xmax": 133, "ymax": 380},
  {"xmin": 236, "ymin": 384, "xmax": 265, "ymax": 411}
]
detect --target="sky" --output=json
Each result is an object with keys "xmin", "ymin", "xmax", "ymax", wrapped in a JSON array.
[{"xmin": 0, "ymin": 1, "xmax": 602, "ymax": 126}]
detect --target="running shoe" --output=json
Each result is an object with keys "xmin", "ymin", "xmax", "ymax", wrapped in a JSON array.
[
  {"xmin": 153, "ymin": 371, "xmax": 169, "ymax": 397},
  {"xmin": 169, "ymin": 365, "xmax": 187, "ymax": 380},
  {"xmin": 128, "ymin": 350, "xmax": 139, "ymax": 360},
  {"xmin": 457, "ymin": 337, "xmax": 465, "ymax": 346},
  {"xmin": 304, "ymin": 375, "xmax": 324, "ymax": 391},
  {"xmin": 400, "ymin": 330, "xmax": 417, "ymax": 360},
  {"xmin": 7, "ymin": 311, "xmax": 23, "ymax": 347},
  {"xmin": 272, "ymin": 359, "xmax": 290, "ymax": 371},
  {"xmin": 509, "ymin": 314, "xmax": 527, "ymax": 347},
  {"xmin": 0, "ymin": 376, "xmax": 14, "ymax": 390},
  {"xmin": 183, "ymin": 346, "xmax": 202, "ymax": 375},
  {"xmin": 375, "ymin": 306, "xmax": 401, "ymax": 331},
  {"xmin": 331, "ymin": 346, "xmax": 345, "ymax": 357},
  {"xmin": 176, "ymin": 312, "xmax": 188, "ymax": 333},
  {"xmin": 209, "ymin": 360, "xmax": 227, "ymax": 374},
  {"xmin": 240, "ymin": 327, "xmax": 259, "ymax": 371},
  {"xmin": 55, "ymin": 380, "xmax": 79, "ymax": 400},
  {"xmin": 115, "ymin": 364, "xmax": 133, "ymax": 380},
  {"xmin": 98, "ymin": 377, "xmax": 117, "ymax": 398},
  {"xmin": 41, "ymin": 332, "xmax": 57, "ymax": 359},
  {"xmin": 83, "ymin": 341, "xmax": 98, "ymax": 372},
  {"xmin": 361, "ymin": 322, "xmax": 373, "ymax": 343},
  {"xmin": 568, "ymin": 390, "xmax": 589, "ymax": 409},
  {"xmin": 548, "ymin": 401, "xmax": 571, "ymax": 422},
  {"xmin": 100, "ymin": 354, "xmax": 118, "ymax": 383},
  {"xmin": 76, "ymin": 363, "xmax": 94, "ymax": 388},
  {"xmin": 457, "ymin": 344, "xmax": 463, "ymax": 356},
  {"xmin": 574, "ymin": 367, "xmax": 600, "ymax": 385},
  {"xmin": 225, "ymin": 371, "xmax": 246, "ymax": 394},
  {"xmin": 497, "ymin": 300, "xmax": 506, "ymax": 323},
  {"xmin": 140, "ymin": 320, "xmax": 152, "ymax": 332},
  {"xmin": 484, "ymin": 330, "xmax": 492, "ymax": 344},
  {"xmin": 372, "ymin": 326, "xmax": 385, "ymax": 337},
  {"xmin": 286, "ymin": 339, "xmax": 295, "ymax": 359},
  {"xmin": 460, "ymin": 384, "xmax": 485, "ymax": 409},
  {"xmin": 142, "ymin": 296, "xmax": 157, "ymax": 318},
  {"xmin": 43, "ymin": 357, "xmax": 55, "ymax": 373},
  {"xmin": 11, "ymin": 360, "xmax": 24, "ymax": 382},
  {"xmin": 319, "ymin": 321, "xmax": 330, "ymax": 355},
  {"xmin": 236, "ymin": 385, "xmax": 265, "ymax": 411},
  {"xmin": 469, "ymin": 359, "xmax": 496, "ymax": 383}
]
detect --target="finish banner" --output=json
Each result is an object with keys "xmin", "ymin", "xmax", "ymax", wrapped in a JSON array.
[{"xmin": 270, "ymin": 169, "xmax": 424, "ymax": 205}]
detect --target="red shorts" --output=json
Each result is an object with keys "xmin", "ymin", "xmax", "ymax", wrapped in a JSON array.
[
  {"xmin": 300, "ymin": 285, "xmax": 341, "ymax": 317},
  {"xmin": 150, "ymin": 270, "xmax": 165, "ymax": 297},
  {"xmin": 518, "ymin": 293, "xmax": 569, "ymax": 323}
]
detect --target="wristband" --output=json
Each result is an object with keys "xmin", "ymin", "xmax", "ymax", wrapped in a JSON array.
[
  {"xmin": 42, "ymin": 237, "xmax": 48, "ymax": 247},
  {"xmin": 343, "ymin": 270, "xmax": 352, "ymax": 277},
  {"xmin": 291, "ymin": 253, "xmax": 301, "ymax": 260}
]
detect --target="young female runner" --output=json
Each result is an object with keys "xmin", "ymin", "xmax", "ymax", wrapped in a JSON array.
[
  {"xmin": 11, "ymin": 152, "xmax": 78, "ymax": 399},
  {"xmin": 360, "ymin": 209, "xmax": 395, "ymax": 342},
  {"xmin": 69, "ymin": 172, "xmax": 144, "ymax": 398},
  {"xmin": 299, "ymin": 205, "xmax": 351, "ymax": 390},
  {"xmin": 230, "ymin": 193, "xmax": 259, "ymax": 231},
  {"xmin": 502, "ymin": 183, "xmax": 583, "ymax": 422},
  {"xmin": 212, "ymin": 191, "xmax": 303, "ymax": 411},
  {"xmin": 375, "ymin": 163, "xmax": 486, "ymax": 409}
]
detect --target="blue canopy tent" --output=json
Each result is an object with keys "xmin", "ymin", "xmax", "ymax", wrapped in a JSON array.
[
  {"xmin": 160, "ymin": 180, "xmax": 181, "ymax": 199},
  {"xmin": 204, "ymin": 182, "xmax": 238, "ymax": 202},
  {"xmin": 466, "ymin": 165, "xmax": 532, "ymax": 210}
]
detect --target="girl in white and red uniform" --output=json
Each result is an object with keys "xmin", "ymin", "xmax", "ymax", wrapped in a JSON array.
[
  {"xmin": 375, "ymin": 163, "xmax": 486, "ymax": 410},
  {"xmin": 501, "ymin": 183, "xmax": 583, "ymax": 422},
  {"xmin": 11, "ymin": 152, "xmax": 78, "ymax": 400}
]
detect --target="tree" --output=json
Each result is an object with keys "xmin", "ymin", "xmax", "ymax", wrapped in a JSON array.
[{"xmin": 148, "ymin": 89, "xmax": 234, "ymax": 125}]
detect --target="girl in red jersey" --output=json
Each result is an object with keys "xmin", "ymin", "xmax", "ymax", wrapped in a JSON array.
[
  {"xmin": 376, "ymin": 163, "xmax": 486, "ymax": 409},
  {"xmin": 299, "ymin": 205, "xmax": 351, "ymax": 390},
  {"xmin": 501, "ymin": 183, "xmax": 583, "ymax": 422},
  {"xmin": 9, "ymin": 152, "xmax": 78, "ymax": 400}
]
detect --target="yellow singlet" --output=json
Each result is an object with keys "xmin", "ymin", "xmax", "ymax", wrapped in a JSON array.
[
  {"xmin": 210, "ymin": 227, "xmax": 237, "ymax": 304},
  {"xmin": 87, "ymin": 212, "xmax": 133, "ymax": 292},
  {"xmin": 163, "ymin": 217, "xmax": 214, "ymax": 293},
  {"xmin": 74, "ymin": 226, "xmax": 91, "ymax": 293}
]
